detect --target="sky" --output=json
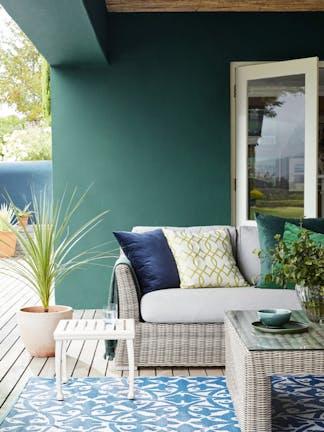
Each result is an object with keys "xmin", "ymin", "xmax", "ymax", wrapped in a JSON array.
[{"xmin": 0, "ymin": 105, "xmax": 18, "ymax": 118}]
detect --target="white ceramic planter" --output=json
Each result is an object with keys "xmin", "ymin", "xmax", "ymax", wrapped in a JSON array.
[{"xmin": 17, "ymin": 305, "xmax": 73, "ymax": 357}]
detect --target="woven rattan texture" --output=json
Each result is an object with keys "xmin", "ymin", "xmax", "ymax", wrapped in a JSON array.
[
  {"xmin": 225, "ymin": 314, "xmax": 324, "ymax": 432},
  {"xmin": 114, "ymin": 264, "xmax": 224, "ymax": 367},
  {"xmin": 115, "ymin": 264, "xmax": 140, "ymax": 320}
]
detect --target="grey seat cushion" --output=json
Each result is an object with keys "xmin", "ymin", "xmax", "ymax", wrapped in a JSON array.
[{"xmin": 140, "ymin": 287, "xmax": 300, "ymax": 323}]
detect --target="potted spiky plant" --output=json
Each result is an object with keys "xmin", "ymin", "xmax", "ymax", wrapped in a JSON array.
[
  {"xmin": 1, "ymin": 188, "xmax": 111, "ymax": 357},
  {"xmin": 0, "ymin": 203, "xmax": 17, "ymax": 257}
]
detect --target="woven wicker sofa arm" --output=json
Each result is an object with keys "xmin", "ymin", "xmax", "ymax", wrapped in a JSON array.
[{"xmin": 115, "ymin": 263, "xmax": 140, "ymax": 321}]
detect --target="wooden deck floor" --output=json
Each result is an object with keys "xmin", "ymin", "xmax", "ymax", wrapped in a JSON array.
[{"xmin": 0, "ymin": 265, "xmax": 224, "ymax": 418}]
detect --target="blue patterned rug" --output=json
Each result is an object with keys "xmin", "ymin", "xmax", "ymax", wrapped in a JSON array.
[{"xmin": 0, "ymin": 375, "xmax": 323, "ymax": 431}]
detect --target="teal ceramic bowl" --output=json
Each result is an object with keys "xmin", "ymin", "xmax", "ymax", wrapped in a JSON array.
[{"xmin": 257, "ymin": 309, "xmax": 291, "ymax": 327}]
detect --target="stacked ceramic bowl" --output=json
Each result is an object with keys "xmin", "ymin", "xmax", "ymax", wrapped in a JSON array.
[{"xmin": 258, "ymin": 309, "xmax": 292, "ymax": 328}]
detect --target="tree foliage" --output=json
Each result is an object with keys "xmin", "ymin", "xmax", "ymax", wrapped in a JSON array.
[
  {"xmin": 0, "ymin": 6, "xmax": 50, "ymax": 122},
  {"xmin": 0, "ymin": 115, "xmax": 24, "ymax": 146},
  {"xmin": 0, "ymin": 6, "xmax": 52, "ymax": 161},
  {"xmin": 41, "ymin": 57, "xmax": 51, "ymax": 125},
  {"xmin": 2, "ymin": 125, "xmax": 52, "ymax": 161}
]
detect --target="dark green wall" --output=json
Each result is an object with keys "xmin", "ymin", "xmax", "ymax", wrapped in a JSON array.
[
  {"xmin": 1, "ymin": 0, "xmax": 109, "ymax": 66},
  {"xmin": 53, "ymin": 12, "xmax": 324, "ymax": 308}
]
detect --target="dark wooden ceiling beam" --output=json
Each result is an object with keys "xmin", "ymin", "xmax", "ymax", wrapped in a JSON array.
[{"xmin": 106, "ymin": 0, "xmax": 324, "ymax": 12}]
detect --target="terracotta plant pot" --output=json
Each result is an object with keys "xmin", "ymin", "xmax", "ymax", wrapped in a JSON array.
[
  {"xmin": 0, "ymin": 231, "xmax": 17, "ymax": 257},
  {"xmin": 18, "ymin": 216, "xmax": 29, "ymax": 227},
  {"xmin": 17, "ymin": 305, "xmax": 73, "ymax": 357}
]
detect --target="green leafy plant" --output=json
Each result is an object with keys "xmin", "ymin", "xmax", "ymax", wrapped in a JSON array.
[
  {"xmin": 1, "ymin": 188, "xmax": 112, "ymax": 311},
  {"xmin": 265, "ymin": 229, "xmax": 324, "ymax": 289},
  {"xmin": 0, "ymin": 203, "xmax": 15, "ymax": 231}
]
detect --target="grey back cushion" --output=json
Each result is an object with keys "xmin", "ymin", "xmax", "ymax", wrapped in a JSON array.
[
  {"xmin": 236, "ymin": 225, "xmax": 260, "ymax": 285},
  {"xmin": 132, "ymin": 226, "xmax": 238, "ymax": 256}
]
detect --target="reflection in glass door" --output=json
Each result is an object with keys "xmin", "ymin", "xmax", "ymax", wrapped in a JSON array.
[
  {"xmin": 318, "ymin": 68, "xmax": 324, "ymax": 217},
  {"xmin": 247, "ymin": 75, "xmax": 305, "ymax": 220},
  {"xmin": 235, "ymin": 57, "xmax": 318, "ymax": 226}
]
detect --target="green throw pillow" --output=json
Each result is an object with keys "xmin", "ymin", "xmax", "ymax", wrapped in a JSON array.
[
  {"xmin": 283, "ymin": 222, "xmax": 324, "ymax": 247},
  {"xmin": 255, "ymin": 213, "xmax": 324, "ymax": 288}
]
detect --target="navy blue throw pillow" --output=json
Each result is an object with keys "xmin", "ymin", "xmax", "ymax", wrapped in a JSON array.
[{"xmin": 113, "ymin": 229, "xmax": 180, "ymax": 294}]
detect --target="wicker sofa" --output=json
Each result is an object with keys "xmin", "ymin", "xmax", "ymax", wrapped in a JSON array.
[{"xmin": 113, "ymin": 225, "xmax": 300, "ymax": 368}]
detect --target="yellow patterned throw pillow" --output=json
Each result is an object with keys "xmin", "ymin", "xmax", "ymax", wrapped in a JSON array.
[{"xmin": 163, "ymin": 228, "xmax": 248, "ymax": 288}]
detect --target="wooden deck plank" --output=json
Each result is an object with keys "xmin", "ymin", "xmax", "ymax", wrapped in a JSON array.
[
  {"xmin": 138, "ymin": 368, "xmax": 156, "ymax": 377},
  {"xmin": 189, "ymin": 368, "xmax": 207, "ymax": 376},
  {"xmin": 205, "ymin": 367, "xmax": 225, "ymax": 376},
  {"xmin": 72, "ymin": 310, "xmax": 98, "ymax": 378},
  {"xmin": 88, "ymin": 310, "xmax": 109, "ymax": 377},
  {"xmin": 65, "ymin": 309, "xmax": 88, "ymax": 377},
  {"xmin": 0, "ymin": 348, "xmax": 36, "ymax": 407},
  {"xmin": 155, "ymin": 367, "xmax": 173, "ymax": 376},
  {"xmin": 0, "ymin": 270, "xmax": 227, "ymax": 419},
  {"xmin": 0, "ymin": 290, "xmax": 36, "ymax": 331},
  {"xmin": 106, "ymin": 360, "xmax": 123, "ymax": 377},
  {"xmin": 88, "ymin": 340, "xmax": 109, "ymax": 377},
  {"xmin": 38, "ymin": 357, "xmax": 55, "ymax": 378},
  {"xmin": 122, "ymin": 368, "xmax": 139, "ymax": 377},
  {"xmin": 0, "ymin": 298, "xmax": 41, "ymax": 361},
  {"xmin": 0, "ymin": 337, "xmax": 25, "ymax": 381},
  {"xmin": 0, "ymin": 277, "xmax": 24, "ymax": 311},
  {"xmin": 0, "ymin": 354, "xmax": 48, "ymax": 418},
  {"xmin": 172, "ymin": 368, "xmax": 190, "ymax": 376},
  {"xmin": 0, "ymin": 293, "xmax": 36, "ymax": 344},
  {"xmin": 0, "ymin": 328, "xmax": 21, "ymax": 361}
]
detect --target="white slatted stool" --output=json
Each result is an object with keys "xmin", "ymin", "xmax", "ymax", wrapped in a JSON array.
[{"xmin": 54, "ymin": 318, "xmax": 135, "ymax": 401}]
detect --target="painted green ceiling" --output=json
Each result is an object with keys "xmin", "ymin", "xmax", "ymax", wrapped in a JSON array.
[{"xmin": 1, "ymin": 0, "xmax": 109, "ymax": 66}]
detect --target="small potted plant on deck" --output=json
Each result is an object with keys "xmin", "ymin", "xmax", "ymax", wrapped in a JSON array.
[
  {"xmin": 0, "ymin": 203, "xmax": 17, "ymax": 257},
  {"xmin": 17, "ymin": 203, "xmax": 32, "ymax": 227},
  {"xmin": 1, "ymin": 188, "xmax": 112, "ymax": 357},
  {"xmin": 266, "ymin": 223, "xmax": 324, "ymax": 323}
]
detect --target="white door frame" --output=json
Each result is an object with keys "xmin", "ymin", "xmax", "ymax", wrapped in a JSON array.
[
  {"xmin": 231, "ymin": 58, "xmax": 320, "ymax": 226},
  {"xmin": 230, "ymin": 62, "xmax": 264, "ymax": 225}
]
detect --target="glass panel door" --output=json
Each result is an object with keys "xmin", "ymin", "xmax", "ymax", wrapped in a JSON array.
[
  {"xmin": 318, "ymin": 68, "xmax": 324, "ymax": 217},
  {"xmin": 235, "ymin": 58, "xmax": 318, "ymax": 225},
  {"xmin": 247, "ymin": 75, "xmax": 305, "ymax": 220}
]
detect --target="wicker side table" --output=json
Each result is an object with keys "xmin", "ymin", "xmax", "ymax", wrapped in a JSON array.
[
  {"xmin": 54, "ymin": 318, "xmax": 135, "ymax": 401},
  {"xmin": 225, "ymin": 310, "xmax": 324, "ymax": 432}
]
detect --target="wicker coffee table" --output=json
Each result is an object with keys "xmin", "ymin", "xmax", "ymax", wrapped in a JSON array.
[{"xmin": 225, "ymin": 310, "xmax": 324, "ymax": 432}]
